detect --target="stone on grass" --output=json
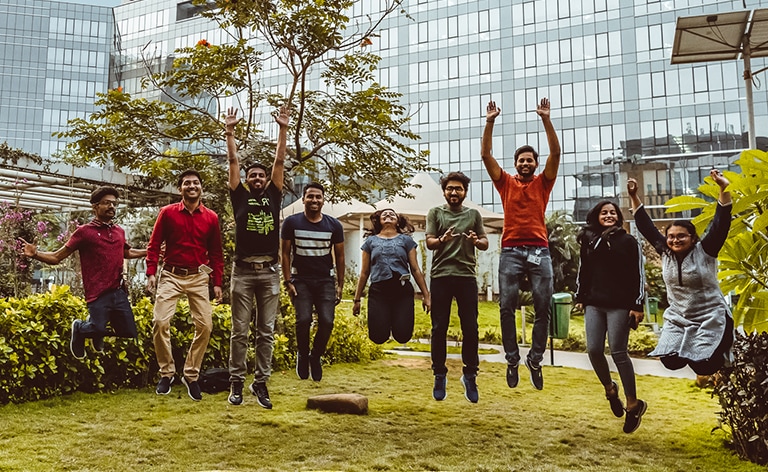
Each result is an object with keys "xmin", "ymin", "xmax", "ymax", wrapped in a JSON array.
[{"xmin": 307, "ymin": 393, "xmax": 368, "ymax": 415}]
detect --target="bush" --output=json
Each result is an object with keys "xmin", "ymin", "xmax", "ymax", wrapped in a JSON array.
[
  {"xmin": 0, "ymin": 285, "xmax": 381, "ymax": 404},
  {"xmin": 713, "ymin": 331, "xmax": 768, "ymax": 466}
]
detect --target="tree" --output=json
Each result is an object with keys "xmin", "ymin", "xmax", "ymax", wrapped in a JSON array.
[
  {"xmin": 665, "ymin": 149, "xmax": 768, "ymax": 333},
  {"xmin": 55, "ymin": 0, "xmax": 432, "ymax": 204}
]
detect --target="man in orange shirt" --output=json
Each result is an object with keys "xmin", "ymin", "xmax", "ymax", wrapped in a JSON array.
[{"xmin": 480, "ymin": 99, "xmax": 560, "ymax": 391}]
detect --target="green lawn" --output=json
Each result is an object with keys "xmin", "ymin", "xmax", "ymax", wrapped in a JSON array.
[{"xmin": 0, "ymin": 357, "xmax": 758, "ymax": 472}]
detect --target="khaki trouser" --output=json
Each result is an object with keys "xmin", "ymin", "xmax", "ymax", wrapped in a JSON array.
[{"xmin": 152, "ymin": 270, "xmax": 212, "ymax": 382}]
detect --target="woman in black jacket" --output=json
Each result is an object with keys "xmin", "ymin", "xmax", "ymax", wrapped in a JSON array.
[{"xmin": 576, "ymin": 200, "xmax": 647, "ymax": 433}]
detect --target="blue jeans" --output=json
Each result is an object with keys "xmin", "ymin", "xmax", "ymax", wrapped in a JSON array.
[
  {"xmin": 229, "ymin": 264, "xmax": 280, "ymax": 383},
  {"xmin": 499, "ymin": 246, "xmax": 553, "ymax": 367},
  {"xmin": 584, "ymin": 305, "xmax": 636, "ymax": 398},
  {"xmin": 291, "ymin": 277, "xmax": 336, "ymax": 358},
  {"xmin": 81, "ymin": 288, "xmax": 137, "ymax": 340},
  {"xmin": 430, "ymin": 276, "xmax": 479, "ymax": 378}
]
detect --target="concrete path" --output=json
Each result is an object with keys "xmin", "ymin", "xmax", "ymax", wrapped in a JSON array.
[{"xmin": 388, "ymin": 342, "xmax": 697, "ymax": 379}]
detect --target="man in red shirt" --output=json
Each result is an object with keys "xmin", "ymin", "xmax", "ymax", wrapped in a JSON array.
[
  {"xmin": 146, "ymin": 169, "xmax": 224, "ymax": 401},
  {"xmin": 481, "ymin": 98, "xmax": 560, "ymax": 391},
  {"xmin": 20, "ymin": 186, "xmax": 147, "ymax": 359}
]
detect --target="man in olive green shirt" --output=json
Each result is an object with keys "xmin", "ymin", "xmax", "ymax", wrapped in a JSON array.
[{"xmin": 425, "ymin": 171, "xmax": 489, "ymax": 403}]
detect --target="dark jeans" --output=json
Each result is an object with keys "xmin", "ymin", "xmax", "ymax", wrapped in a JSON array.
[
  {"xmin": 81, "ymin": 288, "xmax": 137, "ymax": 340},
  {"xmin": 660, "ymin": 316, "xmax": 734, "ymax": 376},
  {"xmin": 430, "ymin": 276, "xmax": 479, "ymax": 378},
  {"xmin": 291, "ymin": 277, "xmax": 336, "ymax": 358},
  {"xmin": 499, "ymin": 246, "xmax": 553, "ymax": 367},
  {"xmin": 368, "ymin": 277, "xmax": 415, "ymax": 344}
]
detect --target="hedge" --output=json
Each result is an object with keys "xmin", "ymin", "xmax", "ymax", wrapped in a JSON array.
[{"xmin": 0, "ymin": 285, "xmax": 383, "ymax": 404}]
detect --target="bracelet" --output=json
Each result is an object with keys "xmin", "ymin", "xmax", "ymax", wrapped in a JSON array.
[
  {"xmin": 224, "ymin": 131, "xmax": 234, "ymax": 137},
  {"xmin": 283, "ymin": 280, "xmax": 292, "ymax": 287},
  {"xmin": 486, "ymin": 120, "xmax": 495, "ymax": 123}
]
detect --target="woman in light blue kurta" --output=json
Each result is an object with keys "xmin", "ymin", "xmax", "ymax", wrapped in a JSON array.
[
  {"xmin": 627, "ymin": 169, "xmax": 734, "ymax": 376},
  {"xmin": 352, "ymin": 209, "xmax": 430, "ymax": 344}
]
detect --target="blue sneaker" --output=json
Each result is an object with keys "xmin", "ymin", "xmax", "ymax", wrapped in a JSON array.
[
  {"xmin": 461, "ymin": 375, "xmax": 479, "ymax": 403},
  {"xmin": 432, "ymin": 374, "xmax": 447, "ymax": 401}
]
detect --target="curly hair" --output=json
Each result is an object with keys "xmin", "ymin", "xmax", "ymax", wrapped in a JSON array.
[{"xmin": 365, "ymin": 208, "xmax": 415, "ymax": 236}]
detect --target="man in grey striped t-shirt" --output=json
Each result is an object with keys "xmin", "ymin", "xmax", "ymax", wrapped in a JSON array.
[{"xmin": 281, "ymin": 182, "xmax": 345, "ymax": 382}]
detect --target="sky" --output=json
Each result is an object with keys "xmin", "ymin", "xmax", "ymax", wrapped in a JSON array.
[{"xmin": 54, "ymin": 0, "xmax": 122, "ymax": 7}]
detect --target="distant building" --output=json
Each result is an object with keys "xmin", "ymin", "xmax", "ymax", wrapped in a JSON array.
[{"xmin": 3, "ymin": 0, "xmax": 768, "ymax": 221}]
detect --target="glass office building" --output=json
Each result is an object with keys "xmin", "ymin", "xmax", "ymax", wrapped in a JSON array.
[
  {"xmin": 8, "ymin": 0, "xmax": 768, "ymax": 220},
  {"xmin": 0, "ymin": 0, "xmax": 114, "ymax": 159}
]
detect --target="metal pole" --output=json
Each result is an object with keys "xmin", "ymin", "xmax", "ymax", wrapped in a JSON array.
[{"xmin": 744, "ymin": 36, "xmax": 757, "ymax": 150}]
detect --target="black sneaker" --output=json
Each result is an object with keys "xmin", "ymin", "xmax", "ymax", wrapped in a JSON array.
[
  {"xmin": 506, "ymin": 363, "xmax": 519, "ymax": 388},
  {"xmin": 228, "ymin": 381, "xmax": 243, "ymax": 406},
  {"xmin": 70, "ymin": 320, "xmax": 85, "ymax": 359},
  {"xmin": 296, "ymin": 353, "xmax": 309, "ymax": 380},
  {"xmin": 525, "ymin": 358, "xmax": 543, "ymax": 390},
  {"xmin": 181, "ymin": 377, "xmax": 202, "ymax": 401},
  {"xmin": 432, "ymin": 374, "xmax": 447, "ymax": 401},
  {"xmin": 155, "ymin": 376, "xmax": 173, "ymax": 395},
  {"xmin": 623, "ymin": 400, "xmax": 647, "ymax": 434},
  {"xmin": 92, "ymin": 336, "xmax": 104, "ymax": 353},
  {"xmin": 309, "ymin": 355, "xmax": 323, "ymax": 382},
  {"xmin": 461, "ymin": 375, "xmax": 479, "ymax": 403},
  {"xmin": 606, "ymin": 381, "xmax": 625, "ymax": 418},
  {"xmin": 250, "ymin": 382, "xmax": 273, "ymax": 409}
]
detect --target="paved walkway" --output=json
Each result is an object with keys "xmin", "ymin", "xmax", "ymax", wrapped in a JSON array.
[{"xmin": 388, "ymin": 341, "xmax": 697, "ymax": 379}]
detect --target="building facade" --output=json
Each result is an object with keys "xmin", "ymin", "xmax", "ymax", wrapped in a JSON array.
[
  {"xmin": 0, "ymin": 0, "xmax": 114, "ymax": 159},
  {"xmin": 3, "ymin": 0, "xmax": 767, "ymax": 221}
]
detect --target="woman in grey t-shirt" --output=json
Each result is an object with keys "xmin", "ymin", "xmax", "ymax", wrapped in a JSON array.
[{"xmin": 353, "ymin": 209, "xmax": 431, "ymax": 343}]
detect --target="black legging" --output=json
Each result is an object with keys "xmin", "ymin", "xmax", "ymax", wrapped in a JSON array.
[
  {"xmin": 367, "ymin": 277, "xmax": 415, "ymax": 344},
  {"xmin": 660, "ymin": 316, "xmax": 734, "ymax": 375}
]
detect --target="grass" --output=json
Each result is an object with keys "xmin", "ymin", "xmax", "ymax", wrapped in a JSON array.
[{"xmin": 0, "ymin": 356, "xmax": 760, "ymax": 472}]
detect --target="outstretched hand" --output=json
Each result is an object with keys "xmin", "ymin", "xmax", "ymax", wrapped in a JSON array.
[
  {"xmin": 486, "ymin": 101, "xmax": 500, "ymax": 122},
  {"xmin": 18, "ymin": 238, "xmax": 36, "ymax": 258},
  {"xmin": 225, "ymin": 107, "xmax": 242, "ymax": 131},
  {"xmin": 535, "ymin": 98, "xmax": 551, "ymax": 119},
  {"xmin": 274, "ymin": 104, "xmax": 290, "ymax": 128}
]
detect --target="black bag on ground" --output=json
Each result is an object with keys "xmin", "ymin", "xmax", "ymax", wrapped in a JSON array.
[{"xmin": 198, "ymin": 368, "xmax": 230, "ymax": 394}]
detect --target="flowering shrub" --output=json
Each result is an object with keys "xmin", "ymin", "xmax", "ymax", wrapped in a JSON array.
[{"xmin": 0, "ymin": 201, "xmax": 38, "ymax": 297}]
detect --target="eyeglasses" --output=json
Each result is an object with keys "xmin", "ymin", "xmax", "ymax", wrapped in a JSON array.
[
  {"xmin": 445, "ymin": 186, "xmax": 465, "ymax": 193},
  {"xmin": 666, "ymin": 234, "xmax": 690, "ymax": 241},
  {"xmin": 98, "ymin": 200, "xmax": 119, "ymax": 208}
]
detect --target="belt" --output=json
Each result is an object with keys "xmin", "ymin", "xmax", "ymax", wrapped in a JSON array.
[
  {"xmin": 163, "ymin": 264, "xmax": 200, "ymax": 276},
  {"xmin": 235, "ymin": 260, "xmax": 275, "ymax": 270}
]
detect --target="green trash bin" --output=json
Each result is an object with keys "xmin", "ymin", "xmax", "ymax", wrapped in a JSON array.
[
  {"xmin": 550, "ymin": 293, "xmax": 572, "ymax": 339},
  {"xmin": 647, "ymin": 297, "xmax": 659, "ymax": 323}
]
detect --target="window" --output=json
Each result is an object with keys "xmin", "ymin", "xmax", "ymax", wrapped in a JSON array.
[
  {"xmin": 418, "ymin": 61, "xmax": 429, "ymax": 83},
  {"xmin": 449, "ymin": 98, "xmax": 459, "ymax": 121},
  {"xmin": 560, "ymin": 39, "xmax": 571, "ymax": 63},
  {"xmin": 598, "ymin": 79, "xmax": 611, "ymax": 103},
  {"xmin": 418, "ymin": 103, "xmax": 429, "ymax": 124},
  {"xmin": 478, "ymin": 10, "xmax": 489, "ymax": 33},
  {"xmin": 448, "ymin": 56, "xmax": 459, "ymax": 79},
  {"xmin": 693, "ymin": 66, "xmax": 708, "ymax": 93},
  {"xmin": 525, "ymin": 44, "xmax": 536, "ymax": 68},
  {"xmin": 596, "ymin": 33, "xmax": 608, "ymax": 58},
  {"xmin": 479, "ymin": 52, "xmax": 490, "ymax": 75},
  {"xmin": 63, "ymin": 49, "xmax": 73, "ymax": 65},
  {"xmin": 561, "ymin": 83, "xmax": 573, "ymax": 108},
  {"xmin": 651, "ymin": 72, "xmax": 665, "ymax": 97},
  {"xmin": 523, "ymin": 2, "xmax": 535, "ymax": 25},
  {"xmin": 449, "ymin": 140, "xmax": 460, "ymax": 163},
  {"xmin": 418, "ymin": 22, "xmax": 428, "ymax": 43},
  {"xmin": 448, "ymin": 16, "xmax": 458, "ymax": 38}
]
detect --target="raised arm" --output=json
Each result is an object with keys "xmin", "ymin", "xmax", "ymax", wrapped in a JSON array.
[
  {"xmin": 481, "ymin": 101, "xmax": 503, "ymax": 181},
  {"xmin": 225, "ymin": 107, "xmax": 242, "ymax": 191},
  {"xmin": 627, "ymin": 178, "xmax": 665, "ymax": 253},
  {"xmin": 271, "ymin": 105, "xmax": 290, "ymax": 192},
  {"xmin": 539, "ymin": 98, "xmax": 561, "ymax": 181},
  {"xmin": 701, "ymin": 169, "xmax": 732, "ymax": 257}
]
